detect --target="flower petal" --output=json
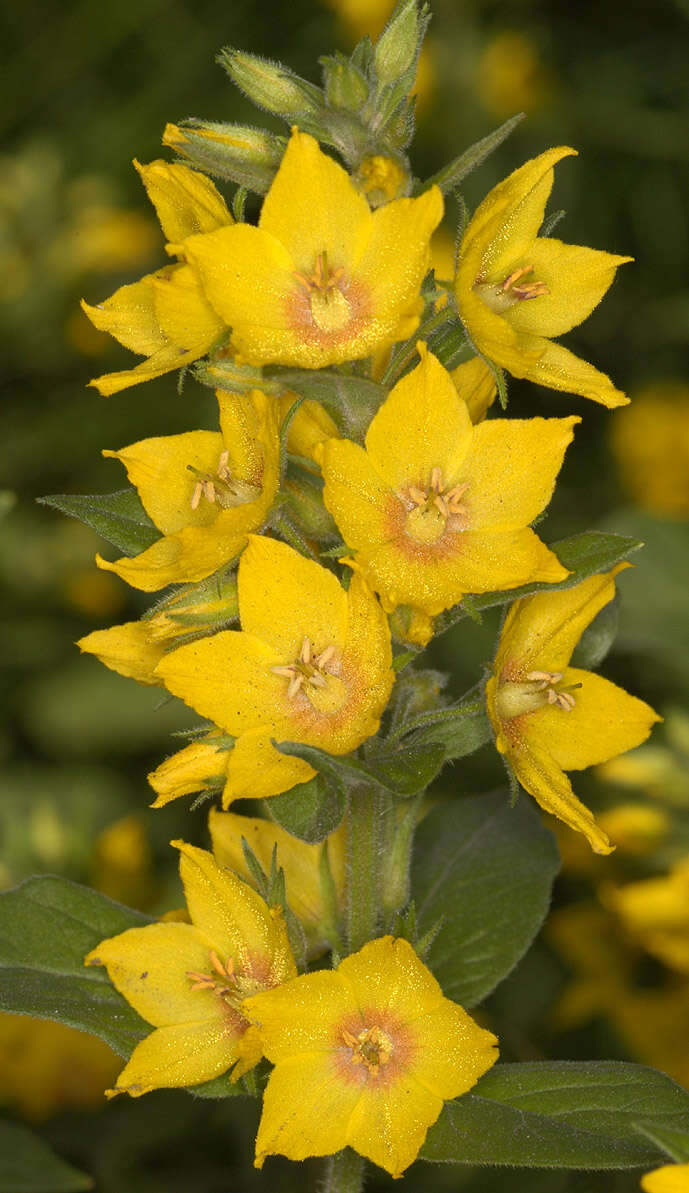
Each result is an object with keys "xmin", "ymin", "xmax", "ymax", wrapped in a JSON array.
[
  {"xmin": 96, "ymin": 517, "xmax": 246, "ymax": 592},
  {"xmin": 175, "ymin": 842, "xmax": 297, "ymax": 985},
  {"xmin": 505, "ymin": 239, "xmax": 632, "ymax": 338},
  {"xmin": 82, "ymin": 272, "xmax": 167, "ymax": 355},
  {"xmin": 151, "ymin": 263, "xmax": 225, "ymax": 352},
  {"xmin": 134, "ymin": 158, "xmax": 232, "ymax": 243},
  {"xmin": 464, "ymin": 415, "xmax": 579, "ymax": 530},
  {"xmin": 526, "ymin": 668, "xmax": 660, "ymax": 771},
  {"xmin": 108, "ymin": 1019, "xmax": 238, "ymax": 1096},
  {"xmin": 85, "ymin": 921, "xmax": 217, "ymax": 1026},
  {"xmin": 222, "ymin": 728, "xmax": 315, "ymax": 803},
  {"xmin": 642, "ymin": 1163, "xmax": 689, "ymax": 1193},
  {"xmin": 461, "ymin": 147, "xmax": 576, "ymax": 283},
  {"xmin": 154, "ymin": 629, "xmax": 290, "ymax": 735},
  {"xmin": 517, "ymin": 333, "xmax": 629, "ymax": 407},
  {"xmin": 355, "ymin": 186, "xmax": 443, "ymax": 325},
  {"xmin": 347, "ymin": 1074, "xmax": 443, "ymax": 1177},
  {"xmin": 507, "ymin": 727, "xmax": 613, "ymax": 854},
  {"xmin": 258, "ymin": 130, "xmax": 370, "ymax": 276},
  {"xmin": 238, "ymin": 535, "xmax": 348, "ymax": 657},
  {"xmin": 244, "ymin": 968, "xmax": 353, "ymax": 1059},
  {"xmin": 77, "ymin": 622, "xmax": 165, "ymax": 684},
  {"xmin": 183, "ymin": 223, "xmax": 299, "ymax": 364},
  {"xmin": 322, "ymin": 438, "xmax": 392, "ymax": 551},
  {"xmin": 103, "ymin": 431, "xmax": 223, "ymax": 534},
  {"xmin": 364, "ymin": 347, "xmax": 473, "ymax": 493},
  {"xmin": 253, "ymin": 1053, "xmax": 355, "ymax": 1166},
  {"xmin": 493, "ymin": 567, "xmax": 625, "ymax": 679}
]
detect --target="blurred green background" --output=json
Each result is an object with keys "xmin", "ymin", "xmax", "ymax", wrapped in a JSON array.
[{"xmin": 1, "ymin": 0, "xmax": 689, "ymax": 1189}]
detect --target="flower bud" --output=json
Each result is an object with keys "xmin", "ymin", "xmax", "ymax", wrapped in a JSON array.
[
  {"xmin": 374, "ymin": 0, "xmax": 427, "ymax": 87},
  {"xmin": 162, "ymin": 121, "xmax": 285, "ymax": 193},
  {"xmin": 219, "ymin": 49, "xmax": 323, "ymax": 118},
  {"xmin": 322, "ymin": 54, "xmax": 370, "ymax": 112}
]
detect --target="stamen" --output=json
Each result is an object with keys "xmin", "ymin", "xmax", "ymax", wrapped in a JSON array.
[
  {"xmin": 500, "ymin": 265, "xmax": 549, "ymax": 301},
  {"xmin": 187, "ymin": 453, "xmax": 261, "ymax": 512},
  {"xmin": 271, "ymin": 635, "xmax": 338, "ymax": 703}
]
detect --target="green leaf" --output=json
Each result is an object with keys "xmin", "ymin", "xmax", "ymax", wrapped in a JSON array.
[
  {"xmin": 571, "ymin": 592, "xmax": 620, "ymax": 669},
  {"xmin": 418, "ymin": 112, "xmax": 526, "ymax": 194},
  {"xmin": 0, "ymin": 876, "xmax": 152, "ymax": 1056},
  {"xmin": 435, "ymin": 531, "xmax": 643, "ymax": 635},
  {"xmin": 276, "ymin": 738, "xmax": 446, "ymax": 797},
  {"xmin": 399, "ymin": 702, "xmax": 491, "ymax": 760},
  {"xmin": 423, "ymin": 1062, "xmax": 689, "ymax": 1169},
  {"xmin": 38, "ymin": 489, "xmax": 158, "ymax": 556},
  {"xmin": 265, "ymin": 771, "xmax": 346, "ymax": 843},
  {"xmin": 411, "ymin": 790, "xmax": 559, "ymax": 1006},
  {"xmin": 0, "ymin": 1121, "xmax": 93, "ymax": 1192},
  {"xmin": 634, "ymin": 1121, "xmax": 689, "ymax": 1163}
]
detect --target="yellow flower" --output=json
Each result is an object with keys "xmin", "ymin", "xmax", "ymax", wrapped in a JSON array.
[
  {"xmin": 82, "ymin": 159, "xmax": 231, "ymax": 394},
  {"xmin": 155, "ymin": 535, "xmax": 394, "ymax": 802},
  {"xmin": 183, "ymin": 129, "xmax": 443, "ymax": 369},
  {"xmin": 0, "ymin": 1014, "xmax": 120, "ymax": 1121},
  {"xmin": 94, "ymin": 390, "xmax": 279, "ymax": 591},
  {"xmin": 610, "ymin": 381, "xmax": 689, "ymax": 516},
  {"xmin": 604, "ymin": 857, "xmax": 689, "ymax": 975},
  {"xmin": 450, "ymin": 355, "xmax": 497, "ymax": 423},
  {"xmin": 322, "ymin": 346, "xmax": 574, "ymax": 627},
  {"xmin": 209, "ymin": 809, "xmax": 346, "ymax": 956},
  {"xmin": 84, "ymin": 842, "xmax": 296, "ymax": 1096},
  {"xmin": 486, "ymin": 567, "xmax": 661, "ymax": 854},
  {"xmin": 243, "ymin": 935, "xmax": 498, "ymax": 1177},
  {"xmin": 642, "ymin": 1164, "xmax": 689, "ymax": 1192},
  {"xmin": 455, "ymin": 148, "xmax": 631, "ymax": 407}
]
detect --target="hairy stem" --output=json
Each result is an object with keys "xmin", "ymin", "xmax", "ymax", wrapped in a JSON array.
[{"xmin": 322, "ymin": 1148, "xmax": 366, "ymax": 1193}]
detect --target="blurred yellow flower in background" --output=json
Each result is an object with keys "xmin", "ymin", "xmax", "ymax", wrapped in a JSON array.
[{"xmin": 610, "ymin": 381, "xmax": 689, "ymax": 517}]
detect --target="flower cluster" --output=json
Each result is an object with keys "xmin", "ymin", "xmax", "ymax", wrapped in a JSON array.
[{"xmin": 72, "ymin": 4, "xmax": 663, "ymax": 1184}]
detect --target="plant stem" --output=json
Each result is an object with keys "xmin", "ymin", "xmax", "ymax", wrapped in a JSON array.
[
  {"xmin": 345, "ymin": 785, "xmax": 383, "ymax": 954},
  {"xmin": 322, "ymin": 1148, "xmax": 366, "ymax": 1193}
]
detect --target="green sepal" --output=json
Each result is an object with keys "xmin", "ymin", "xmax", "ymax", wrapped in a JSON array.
[
  {"xmin": 435, "ymin": 531, "xmax": 644, "ymax": 636},
  {"xmin": 410, "ymin": 790, "xmax": 560, "ymax": 1007},
  {"xmin": 265, "ymin": 771, "xmax": 346, "ymax": 844},
  {"xmin": 422, "ymin": 1062, "xmax": 689, "ymax": 1169},
  {"xmin": 0, "ymin": 876, "xmax": 152, "ymax": 1057},
  {"xmin": 0, "ymin": 1121, "xmax": 93, "ymax": 1193},
  {"xmin": 38, "ymin": 488, "xmax": 158, "ymax": 556},
  {"xmin": 418, "ymin": 112, "xmax": 526, "ymax": 195},
  {"xmin": 275, "ymin": 737, "xmax": 446, "ymax": 798}
]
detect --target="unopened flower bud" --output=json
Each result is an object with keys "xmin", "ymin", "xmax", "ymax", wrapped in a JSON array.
[
  {"xmin": 162, "ymin": 122, "xmax": 285, "ymax": 193},
  {"xmin": 322, "ymin": 54, "xmax": 370, "ymax": 112},
  {"xmin": 374, "ymin": 0, "xmax": 426, "ymax": 87},
  {"xmin": 219, "ymin": 49, "xmax": 323, "ymax": 118}
]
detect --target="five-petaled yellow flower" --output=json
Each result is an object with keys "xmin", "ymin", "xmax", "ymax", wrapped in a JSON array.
[
  {"xmin": 82, "ymin": 159, "xmax": 231, "ymax": 395},
  {"xmin": 183, "ymin": 129, "xmax": 443, "ymax": 369},
  {"xmin": 155, "ymin": 535, "xmax": 394, "ymax": 802},
  {"xmin": 94, "ymin": 390, "xmax": 279, "ymax": 591},
  {"xmin": 485, "ymin": 567, "xmax": 660, "ymax": 854},
  {"xmin": 455, "ymin": 148, "xmax": 631, "ymax": 407},
  {"xmin": 243, "ymin": 936, "xmax": 498, "ymax": 1178},
  {"xmin": 322, "ymin": 345, "xmax": 575, "ymax": 636},
  {"xmin": 84, "ymin": 843, "xmax": 296, "ymax": 1096}
]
